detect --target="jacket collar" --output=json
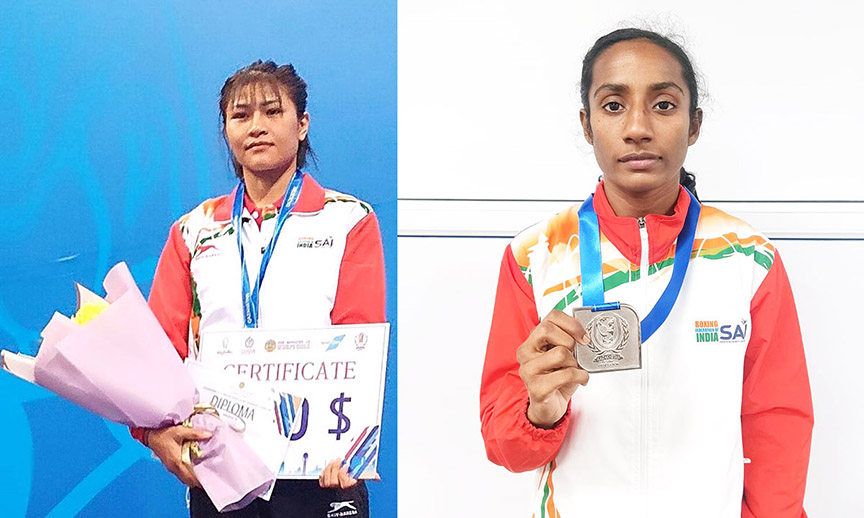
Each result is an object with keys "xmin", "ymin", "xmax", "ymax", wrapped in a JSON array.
[
  {"xmin": 592, "ymin": 180, "xmax": 693, "ymax": 265},
  {"xmin": 213, "ymin": 172, "xmax": 325, "ymax": 221}
]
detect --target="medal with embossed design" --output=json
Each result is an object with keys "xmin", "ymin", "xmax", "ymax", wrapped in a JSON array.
[
  {"xmin": 572, "ymin": 302, "xmax": 641, "ymax": 372},
  {"xmin": 575, "ymin": 188, "xmax": 701, "ymax": 373}
]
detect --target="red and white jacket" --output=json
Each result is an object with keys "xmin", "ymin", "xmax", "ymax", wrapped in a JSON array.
[
  {"xmin": 480, "ymin": 182, "xmax": 813, "ymax": 518},
  {"xmin": 132, "ymin": 174, "xmax": 385, "ymax": 440}
]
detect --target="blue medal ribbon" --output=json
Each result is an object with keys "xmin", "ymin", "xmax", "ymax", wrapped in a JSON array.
[
  {"xmin": 577, "ymin": 188, "xmax": 701, "ymax": 342},
  {"xmin": 232, "ymin": 171, "xmax": 304, "ymax": 328}
]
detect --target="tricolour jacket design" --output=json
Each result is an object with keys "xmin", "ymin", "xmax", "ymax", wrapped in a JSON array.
[
  {"xmin": 131, "ymin": 173, "xmax": 385, "ymax": 442},
  {"xmin": 480, "ymin": 182, "xmax": 812, "ymax": 518}
]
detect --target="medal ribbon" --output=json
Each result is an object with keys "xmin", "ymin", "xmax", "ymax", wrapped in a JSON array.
[
  {"xmin": 577, "ymin": 188, "xmax": 700, "ymax": 342},
  {"xmin": 232, "ymin": 171, "xmax": 304, "ymax": 328}
]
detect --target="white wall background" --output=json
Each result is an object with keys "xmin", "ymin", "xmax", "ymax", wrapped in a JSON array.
[
  {"xmin": 399, "ymin": 1, "xmax": 864, "ymax": 516},
  {"xmin": 400, "ymin": 1, "xmax": 864, "ymax": 201}
]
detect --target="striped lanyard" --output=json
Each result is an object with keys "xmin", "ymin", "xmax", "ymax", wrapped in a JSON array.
[
  {"xmin": 231, "ymin": 171, "xmax": 304, "ymax": 328},
  {"xmin": 577, "ymin": 188, "xmax": 700, "ymax": 342}
]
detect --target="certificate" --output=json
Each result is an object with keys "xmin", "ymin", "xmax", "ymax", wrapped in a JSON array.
[{"xmin": 197, "ymin": 323, "xmax": 389, "ymax": 480}]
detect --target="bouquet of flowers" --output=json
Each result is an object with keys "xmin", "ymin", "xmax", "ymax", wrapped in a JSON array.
[{"xmin": 1, "ymin": 262, "xmax": 278, "ymax": 512}]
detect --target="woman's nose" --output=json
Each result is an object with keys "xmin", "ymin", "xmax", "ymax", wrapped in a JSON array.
[
  {"xmin": 622, "ymin": 108, "xmax": 653, "ymax": 143},
  {"xmin": 249, "ymin": 111, "xmax": 266, "ymax": 136}
]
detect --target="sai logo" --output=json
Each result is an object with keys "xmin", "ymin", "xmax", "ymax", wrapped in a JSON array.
[
  {"xmin": 297, "ymin": 235, "xmax": 334, "ymax": 248},
  {"xmin": 719, "ymin": 319, "xmax": 749, "ymax": 343},
  {"xmin": 264, "ymin": 339, "xmax": 276, "ymax": 352}
]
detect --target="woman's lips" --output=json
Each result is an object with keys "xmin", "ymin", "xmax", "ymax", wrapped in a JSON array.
[{"xmin": 619, "ymin": 153, "xmax": 660, "ymax": 170}]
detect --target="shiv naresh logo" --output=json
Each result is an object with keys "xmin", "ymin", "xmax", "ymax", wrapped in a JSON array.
[{"xmin": 327, "ymin": 500, "xmax": 358, "ymax": 517}]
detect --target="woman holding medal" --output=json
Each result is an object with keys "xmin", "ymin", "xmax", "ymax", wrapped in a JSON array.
[
  {"xmin": 479, "ymin": 29, "xmax": 813, "ymax": 517},
  {"xmin": 136, "ymin": 61, "xmax": 384, "ymax": 517}
]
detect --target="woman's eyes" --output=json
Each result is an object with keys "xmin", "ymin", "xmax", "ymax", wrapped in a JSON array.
[
  {"xmin": 229, "ymin": 108, "xmax": 282, "ymax": 119},
  {"xmin": 601, "ymin": 100, "xmax": 677, "ymax": 113}
]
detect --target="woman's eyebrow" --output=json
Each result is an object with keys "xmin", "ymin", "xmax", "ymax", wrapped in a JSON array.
[
  {"xmin": 651, "ymin": 81, "xmax": 684, "ymax": 94},
  {"xmin": 593, "ymin": 83, "xmax": 628, "ymax": 98},
  {"xmin": 593, "ymin": 82, "xmax": 684, "ymax": 99},
  {"xmin": 230, "ymin": 98, "xmax": 281, "ymax": 109}
]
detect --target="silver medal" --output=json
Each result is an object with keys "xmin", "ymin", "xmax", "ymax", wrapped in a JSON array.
[{"xmin": 572, "ymin": 303, "xmax": 642, "ymax": 372}]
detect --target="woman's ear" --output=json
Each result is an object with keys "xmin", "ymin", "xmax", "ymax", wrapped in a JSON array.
[
  {"xmin": 688, "ymin": 108, "xmax": 703, "ymax": 146},
  {"xmin": 299, "ymin": 112, "xmax": 310, "ymax": 142},
  {"xmin": 579, "ymin": 109, "xmax": 593, "ymax": 145}
]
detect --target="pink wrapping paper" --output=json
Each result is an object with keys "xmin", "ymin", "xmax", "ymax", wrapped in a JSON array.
[
  {"xmin": 191, "ymin": 413, "xmax": 275, "ymax": 512},
  {"xmin": 29, "ymin": 262, "xmax": 274, "ymax": 512}
]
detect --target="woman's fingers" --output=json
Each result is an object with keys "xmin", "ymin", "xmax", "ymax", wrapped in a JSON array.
[
  {"xmin": 319, "ymin": 459, "xmax": 359, "ymax": 489},
  {"xmin": 545, "ymin": 310, "xmax": 590, "ymax": 346},
  {"xmin": 176, "ymin": 426, "xmax": 213, "ymax": 442},
  {"xmin": 517, "ymin": 310, "xmax": 588, "ymax": 363},
  {"xmin": 319, "ymin": 459, "xmax": 341, "ymax": 488},
  {"xmin": 175, "ymin": 427, "xmax": 209, "ymax": 487},
  {"xmin": 337, "ymin": 464, "xmax": 358, "ymax": 489},
  {"xmin": 517, "ymin": 311, "xmax": 593, "ymax": 428},
  {"xmin": 163, "ymin": 450, "xmax": 201, "ymax": 487},
  {"xmin": 519, "ymin": 344, "xmax": 589, "ymax": 399},
  {"xmin": 520, "ymin": 343, "xmax": 582, "ymax": 376},
  {"xmin": 529, "ymin": 365, "xmax": 590, "ymax": 400},
  {"xmin": 177, "ymin": 460, "xmax": 202, "ymax": 488},
  {"xmin": 148, "ymin": 425, "xmax": 211, "ymax": 487}
]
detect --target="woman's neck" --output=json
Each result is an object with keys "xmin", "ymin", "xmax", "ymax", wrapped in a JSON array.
[
  {"xmin": 242, "ymin": 165, "xmax": 298, "ymax": 207},
  {"xmin": 602, "ymin": 181, "xmax": 680, "ymax": 219}
]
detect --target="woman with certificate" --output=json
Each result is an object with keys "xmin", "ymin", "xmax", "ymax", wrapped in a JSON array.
[
  {"xmin": 479, "ymin": 29, "xmax": 813, "ymax": 517},
  {"xmin": 137, "ymin": 61, "xmax": 385, "ymax": 517}
]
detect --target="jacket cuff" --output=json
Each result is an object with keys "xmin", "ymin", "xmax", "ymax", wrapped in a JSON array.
[{"xmin": 517, "ymin": 399, "xmax": 571, "ymax": 441}]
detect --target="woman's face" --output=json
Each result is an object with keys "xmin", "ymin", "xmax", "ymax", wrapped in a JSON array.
[
  {"xmin": 580, "ymin": 39, "xmax": 701, "ymax": 197},
  {"xmin": 224, "ymin": 83, "xmax": 310, "ymax": 177}
]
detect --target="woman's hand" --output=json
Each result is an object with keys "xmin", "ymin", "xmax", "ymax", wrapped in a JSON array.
[
  {"xmin": 146, "ymin": 424, "xmax": 212, "ymax": 487},
  {"xmin": 517, "ymin": 310, "xmax": 591, "ymax": 428},
  {"xmin": 319, "ymin": 459, "xmax": 358, "ymax": 489}
]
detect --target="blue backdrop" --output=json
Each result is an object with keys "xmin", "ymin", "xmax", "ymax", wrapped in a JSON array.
[{"xmin": 0, "ymin": 1, "xmax": 396, "ymax": 516}]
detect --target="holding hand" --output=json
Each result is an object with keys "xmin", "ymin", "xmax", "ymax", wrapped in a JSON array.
[
  {"xmin": 146, "ymin": 424, "xmax": 212, "ymax": 487},
  {"xmin": 517, "ymin": 310, "xmax": 591, "ymax": 428},
  {"xmin": 319, "ymin": 459, "xmax": 358, "ymax": 489}
]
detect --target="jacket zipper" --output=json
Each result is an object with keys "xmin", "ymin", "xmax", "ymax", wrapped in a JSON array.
[{"xmin": 638, "ymin": 216, "xmax": 649, "ymax": 502}]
